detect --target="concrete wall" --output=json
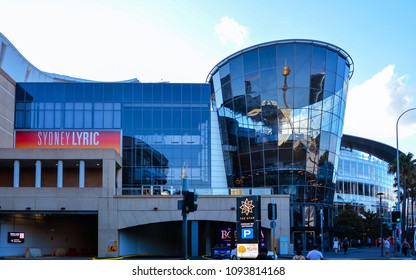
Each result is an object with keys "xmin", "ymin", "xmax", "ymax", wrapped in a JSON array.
[
  {"xmin": 0, "ymin": 68, "xmax": 15, "ymax": 148},
  {"xmin": 0, "ymin": 185, "xmax": 290, "ymax": 258},
  {"xmin": 0, "ymin": 148, "xmax": 290, "ymax": 258},
  {"xmin": 0, "ymin": 148, "xmax": 123, "ymax": 258}
]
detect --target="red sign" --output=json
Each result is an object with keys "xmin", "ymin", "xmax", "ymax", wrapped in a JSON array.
[{"xmin": 15, "ymin": 130, "xmax": 121, "ymax": 154}]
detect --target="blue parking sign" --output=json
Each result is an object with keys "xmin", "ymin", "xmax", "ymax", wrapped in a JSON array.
[{"xmin": 241, "ymin": 228, "xmax": 254, "ymax": 239}]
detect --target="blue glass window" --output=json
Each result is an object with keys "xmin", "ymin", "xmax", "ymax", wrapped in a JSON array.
[
  {"xmin": 243, "ymin": 49, "xmax": 259, "ymax": 74},
  {"xmin": 259, "ymin": 46, "xmax": 276, "ymax": 69},
  {"xmin": 326, "ymin": 50, "xmax": 338, "ymax": 73},
  {"xmin": 294, "ymin": 44, "xmax": 311, "ymax": 89},
  {"xmin": 83, "ymin": 84, "xmax": 94, "ymax": 102},
  {"xmin": 103, "ymin": 84, "xmax": 114, "ymax": 102},
  {"xmin": 230, "ymin": 55, "xmax": 244, "ymax": 80}
]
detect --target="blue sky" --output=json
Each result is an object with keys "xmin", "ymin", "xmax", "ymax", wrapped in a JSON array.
[{"xmin": 1, "ymin": 0, "xmax": 416, "ymax": 156}]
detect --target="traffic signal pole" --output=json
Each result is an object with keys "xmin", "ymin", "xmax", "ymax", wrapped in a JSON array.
[
  {"xmin": 181, "ymin": 168, "xmax": 188, "ymax": 260},
  {"xmin": 392, "ymin": 211, "xmax": 401, "ymax": 255},
  {"xmin": 268, "ymin": 199, "xmax": 277, "ymax": 258},
  {"xmin": 395, "ymin": 108, "xmax": 416, "ymax": 253},
  {"xmin": 180, "ymin": 166, "xmax": 198, "ymax": 259}
]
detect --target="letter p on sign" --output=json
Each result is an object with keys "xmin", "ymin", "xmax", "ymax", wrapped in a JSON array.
[{"xmin": 241, "ymin": 228, "xmax": 254, "ymax": 239}]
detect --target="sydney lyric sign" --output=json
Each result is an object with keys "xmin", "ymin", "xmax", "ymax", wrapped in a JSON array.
[{"xmin": 15, "ymin": 130, "xmax": 122, "ymax": 154}]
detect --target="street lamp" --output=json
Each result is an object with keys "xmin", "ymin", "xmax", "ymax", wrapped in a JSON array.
[
  {"xmin": 395, "ymin": 107, "xmax": 416, "ymax": 248},
  {"xmin": 377, "ymin": 192, "xmax": 384, "ymax": 257}
]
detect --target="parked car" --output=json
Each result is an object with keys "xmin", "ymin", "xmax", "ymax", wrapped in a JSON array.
[
  {"xmin": 230, "ymin": 247, "xmax": 277, "ymax": 260},
  {"xmin": 211, "ymin": 244, "xmax": 232, "ymax": 259}
]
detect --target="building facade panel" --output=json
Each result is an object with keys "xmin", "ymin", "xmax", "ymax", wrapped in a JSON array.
[{"xmin": 0, "ymin": 68, "xmax": 15, "ymax": 148}]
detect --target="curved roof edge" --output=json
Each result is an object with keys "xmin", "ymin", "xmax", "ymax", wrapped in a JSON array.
[
  {"xmin": 206, "ymin": 38, "xmax": 354, "ymax": 83},
  {"xmin": 0, "ymin": 32, "xmax": 140, "ymax": 83},
  {"xmin": 341, "ymin": 134, "xmax": 399, "ymax": 163},
  {"xmin": 46, "ymin": 73, "xmax": 140, "ymax": 83}
]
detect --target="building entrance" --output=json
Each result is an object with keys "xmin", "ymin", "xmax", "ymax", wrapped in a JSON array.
[{"xmin": 293, "ymin": 231, "xmax": 315, "ymax": 253}]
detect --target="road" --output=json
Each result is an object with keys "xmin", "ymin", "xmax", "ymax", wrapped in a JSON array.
[{"xmin": 318, "ymin": 246, "xmax": 413, "ymax": 260}]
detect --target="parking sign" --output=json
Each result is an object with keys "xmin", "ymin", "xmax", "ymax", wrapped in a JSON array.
[{"xmin": 241, "ymin": 228, "xmax": 254, "ymax": 239}]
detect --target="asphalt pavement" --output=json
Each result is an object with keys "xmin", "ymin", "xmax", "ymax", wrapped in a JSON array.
[
  {"xmin": 2, "ymin": 245, "xmax": 415, "ymax": 260},
  {"xmin": 310, "ymin": 246, "xmax": 414, "ymax": 260}
]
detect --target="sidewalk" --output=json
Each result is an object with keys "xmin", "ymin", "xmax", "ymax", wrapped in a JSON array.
[{"xmin": 322, "ymin": 246, "xmax": 414, "ymax": 260}]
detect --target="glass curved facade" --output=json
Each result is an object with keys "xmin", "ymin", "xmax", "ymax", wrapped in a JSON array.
[
  {"xmin": 335, "ymin": 147, "xmax": 396, "ymax": 214},
  {"xmin": 208, "ymin": 40, "xmax": 353, "ymax": 237}
]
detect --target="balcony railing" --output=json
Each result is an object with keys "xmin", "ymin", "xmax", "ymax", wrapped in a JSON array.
[{"xmin": 116, "ymin": 185, "xmax": 273, "ymax": 196}]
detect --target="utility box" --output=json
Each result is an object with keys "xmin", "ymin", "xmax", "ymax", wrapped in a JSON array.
[{"xmin": 279, "ymin": 236, "xmax": 289, "ymax": 254}]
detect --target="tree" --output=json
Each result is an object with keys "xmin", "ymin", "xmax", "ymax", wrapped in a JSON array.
[
  {"xmin": 408, "ymin": 187, "xmax": 416, "ymax": 241},
  {"xmin": 333, "ymin": 205, "xmax": 365, "ymax": 241},
  {"xmin": 361, "ymin": 210, "xmax": 380, "ymax": 239},
  {"xmin": 361, "ymin": 210, "xmax": 390, "ymax": 241},
  {"xmin": 388, "ymin": 152, "xmax": 416, "ymax": 240},
  {"xmin": 333, "ymin": 206, "xmax": 389, "ymax": 245}
]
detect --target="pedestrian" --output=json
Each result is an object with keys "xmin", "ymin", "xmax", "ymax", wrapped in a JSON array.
[
  {"xmin": 293, "ymin": 249, "xmax": 306, "ymax": 260},
  {"xmin": 333, "ymin": 237, "xmax": 340, "ymax": 254},
  {"xmin": 256, "ymin": 247, "xmax": 270, "ymax": 260},
  {"xmin": 402, "ymin": 238, "xmax": 410, "ymax": 256},
  {"xmin": 384, "ymin": 237, "xmax": 391, "ymax": 257},
  {"xmin": 306, "ymin": 244, "xmax": 323, "ymax": 260},
  {"xmin": 342, "ymin": 237, "xmax": 349, "ymax": 255},
  {"xmin": 256, "ymin": 253, "xmax": 268, "ymax": 259},
  {"xmin": 396, "ymin": 237, "xmax": 401, "ymax": 253},
  {"xmin": 367, "ymin": 237, "xmax": 372, "ymax": 248},
  {"xmin": 389, "ymin": 236, "xmax": 394, "ymax": 247}
]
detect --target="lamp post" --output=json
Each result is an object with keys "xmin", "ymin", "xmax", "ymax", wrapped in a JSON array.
[
  {"xmin": 377, "ymin": 192, "xmax": 384, "ymax": 257},
  {"xmin": 395, "ymin": 107, "xmax": 416, "ymax": 249}
]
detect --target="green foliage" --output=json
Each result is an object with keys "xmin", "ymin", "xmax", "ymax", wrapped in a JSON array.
[
  {"xmin": 360, "ymin": 210, "xmax": 389, "ymax": 238},
  {"xmin": 333, "ymin": 205, "xmax": 364, "ymax": 239},
  {"xmin": 333, "ymin": 206, "xmax": 389, "ymax": 240},
  {"xmin": 360, "ymin": 210, "xmax": 378, "ymax": 237},
  {"xmin": 388, "ymin": 152, "xmax": 416, "ymax": 239}
]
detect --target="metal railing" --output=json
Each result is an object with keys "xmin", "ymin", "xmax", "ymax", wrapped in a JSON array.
[{"xmin": 116, "ymin": 185, "xmax": 274, "ymax": 196}]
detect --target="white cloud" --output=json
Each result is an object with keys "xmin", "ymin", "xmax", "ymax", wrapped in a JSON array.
[
  {"xmin": 343, "ymin": 65, "xmax": 416, "ymax": 154},
  {"xmin": 215, "ymin": 16, "xmax": 248, "ymax": 49}
]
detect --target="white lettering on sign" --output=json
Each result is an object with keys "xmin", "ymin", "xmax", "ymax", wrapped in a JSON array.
[{"xmin": 37, "ymin": 131, "xmax": 100, "ymax": 147}]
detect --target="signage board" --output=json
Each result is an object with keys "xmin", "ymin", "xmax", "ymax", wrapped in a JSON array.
[
  {"xmin": 8, "ymin": 232, "xmax": 25, "ymax": 243},
  {"xmin": 235, "ymin": 196, "xmax": 262, "ymax": 258},
  {"xmin": 235, "ymin": 243, "xmax": 259, "ymax": 259},
  {"xmin": 236, "ymin": 195, "xmax": 260, "ymax": 222},
  {"xmin": 236, "ymin": 221, "xmax": 260, "ymax": 243},
  {"xmin": 15, "ymin": 130, "xmax": 122, "ymax": 154}
]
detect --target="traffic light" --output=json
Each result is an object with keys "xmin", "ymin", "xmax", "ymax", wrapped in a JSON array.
[
  {"xmin": 391, "ymin": 211, "xmax": 401, "ymax": 223},
  {"xmin": 183, "ymin": 191, "xmax": 198, "ymax": 214},
  {"xmin": 268, "ymin": 203, "xmax": 277, "ymax": 220}
]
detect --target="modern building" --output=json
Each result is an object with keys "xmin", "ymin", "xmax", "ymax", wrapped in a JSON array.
[
  {"xmin": 0, "ymin": 33, "xmax": 290, "ymax": 258},
  {"xmin": 336, "ymin": 135, "xmax": 396, "ymax": 215},
  {"xmin": 0, "ymin": 32, "xmax": 396, "ymax": 258},
  {"xmin": 207, "ymin": 39, "xmax": 354, "ymax": 251}
]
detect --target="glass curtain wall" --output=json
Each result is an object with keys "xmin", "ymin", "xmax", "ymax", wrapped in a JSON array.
[
  {"xmin": 15, "ymin": 82, "xmax": 211, "ymax": 193},
  {"xmin": 208, "ymin": 40, "xmax": 353, "ymax": 234},
  {"xmin": 335, "ymin": 147, "xmax": 396, "ymax": 214}
]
